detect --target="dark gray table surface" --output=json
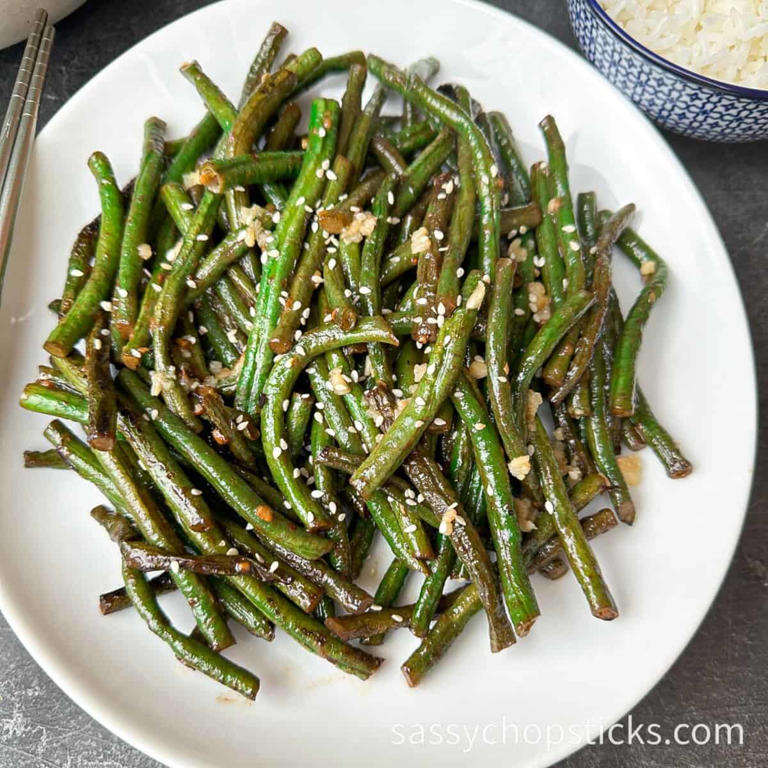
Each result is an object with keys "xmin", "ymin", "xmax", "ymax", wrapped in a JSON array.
[{"xmin": 0, "ymin": 1, "xmax": 765, "ymax": 766}]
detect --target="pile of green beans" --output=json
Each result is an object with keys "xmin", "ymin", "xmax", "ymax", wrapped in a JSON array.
[{"xmin": 22, "ymin": 24, "xmax": 692, "ymax": 696}]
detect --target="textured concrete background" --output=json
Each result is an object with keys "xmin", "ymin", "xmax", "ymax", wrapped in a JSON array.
[{"xmin": 0, "ymin": 1, "xmax": 765, "ymax": 766}]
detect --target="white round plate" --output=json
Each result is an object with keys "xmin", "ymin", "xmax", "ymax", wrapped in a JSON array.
[{"xmin": 0, "ymin": 1, "xmax": 755, "ymax": 766}]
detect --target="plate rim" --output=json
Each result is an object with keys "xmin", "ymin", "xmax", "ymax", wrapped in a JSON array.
[{"xmin": 0, "ymin": 0, "xmax": 757, "ymax": 766}]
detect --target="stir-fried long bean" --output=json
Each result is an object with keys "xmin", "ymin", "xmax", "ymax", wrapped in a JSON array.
[
  {"xmin": 369, "ymin": 55, "xmax": 501, "ymax": 276},
  {"xmin": 85, "ymin": 312, "xmax": 117, "ymax": 450},
  {"xmin": 237, "ymin": 99, "xmax": 340, "ymax": 415},
  {"xmin": 112, "ymin": 117, "xmax": 166, "ymax": 342},
  {"xmin": 586, "ymin": 341, "xmax": 636, "ymax": 524},
  {"xmin": 123, "ymin": 563, "xmax": 260, "ymax": 698},
  {"xmin": 350, "ymin": 279, "xmax": 485, "ymax": 498},
  {"xmin": 239, "ymin": 22, "xmax": 288, "ymax": 107},
  {"xmin": 45, "ymin": 153, "xmax": 125, "ymax": 357},
  {"xmin": 451, "ymin": 372, "xmax": 539, "ymax": 636},
  {"xmin": 24, "ymin": 27, "xmax": 693, "ymax": 699},
  {"xmin": 530, "ymin": 417, "xmax": 618, "ymax": 619},
  {"xmin": 609, "ymin": 225, "xmax": 669, "ymax": 417},
  {"xmin": 58, "ymin": 223, "xmax": 97, "ymax": 318},
  {"xmin": 549, "ymin": 204, "xmax": 636, "ymax": 405}
]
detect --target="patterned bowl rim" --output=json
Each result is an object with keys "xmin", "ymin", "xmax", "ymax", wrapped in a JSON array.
[{"xmin": 582, "ymin": 0, "xmax": 768, "ymax": 102}]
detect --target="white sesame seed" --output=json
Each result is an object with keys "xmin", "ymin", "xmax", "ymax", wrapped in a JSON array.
[
  {"xmin": 269, "ymin": 560, "xmax": 279, "ymax": 573},
  {"xmin": 99, "ymin": 301, "xmax": 112, "ymax": 312}
]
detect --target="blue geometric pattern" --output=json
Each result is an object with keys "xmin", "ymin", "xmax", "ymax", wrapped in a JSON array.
[{"xmin": 568, "ymin": 0, "xmax": 768, "ymax": 142}]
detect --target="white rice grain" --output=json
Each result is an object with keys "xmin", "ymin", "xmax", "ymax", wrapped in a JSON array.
[{"xmin": 601, "ymin": 0, "xmax": 768, "ymax": 89}]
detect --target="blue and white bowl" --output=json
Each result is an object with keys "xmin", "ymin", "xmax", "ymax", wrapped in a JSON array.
[{"xmin": 567, "ymin": 0, "xmax": 768, "ymax": 142}]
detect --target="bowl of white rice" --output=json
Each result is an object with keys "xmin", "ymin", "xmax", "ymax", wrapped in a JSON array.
[{"xmin": 567, "ymin": 0, "xmax": 768, "ymax": 141}]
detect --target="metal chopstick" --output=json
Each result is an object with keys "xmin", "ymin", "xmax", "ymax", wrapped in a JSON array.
[
  {"xmin": 0, "ymin": 16, "xmax": 55, "ymax": 304},
  {"xmin": 0, "ymin": 9, "xmax": 48, "ymax": 192}
]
